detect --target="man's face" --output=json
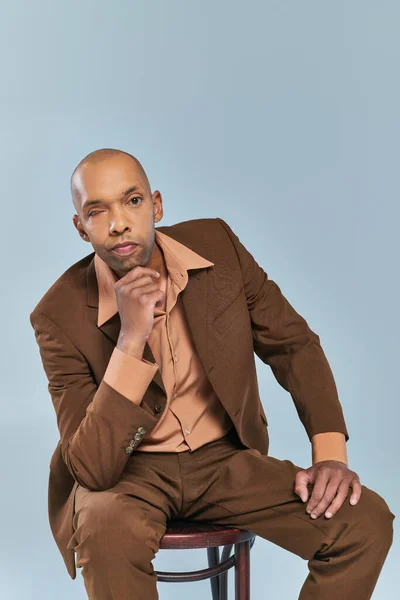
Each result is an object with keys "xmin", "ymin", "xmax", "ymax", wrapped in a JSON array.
[{"xmin": 72, "ymin": 155, "xmax": 163, "ymax": 278}]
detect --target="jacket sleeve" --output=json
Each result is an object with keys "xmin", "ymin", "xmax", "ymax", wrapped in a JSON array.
[
  {"xmin": 216, "ymin": 217, "xmax": 349, "ymax": 443},
  {"xmin": 30, "ymin": 310, "xmax": 160, "ymax": 491}
]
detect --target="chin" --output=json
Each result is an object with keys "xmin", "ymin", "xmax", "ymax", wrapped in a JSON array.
[{"xmin": 119, "ymin": 256, "xmax": 144, "ymax": 271}]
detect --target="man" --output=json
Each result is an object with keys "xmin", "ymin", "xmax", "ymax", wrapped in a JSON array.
[{"xmin": 30, "ymin": 148, "xmax": 395, "ymax": 599}]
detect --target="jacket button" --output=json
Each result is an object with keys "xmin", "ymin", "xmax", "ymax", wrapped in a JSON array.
[
  {"xmin": 125, "ymin": 446, "xmax": 133, "ymax": 455},
  {"xmin": 134, "ymin": 432, "xmax": 142, "ymax": 441},
  {"xmin": 138, "ymin": 426, "xmax": 146, "ymax": 434},
  {"xmin": 154, "ymin": 404, "xmax": 163, "ymax": 413}
]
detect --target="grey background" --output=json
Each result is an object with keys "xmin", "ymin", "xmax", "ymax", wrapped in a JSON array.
[{"xmin": 1, "ymin": 1, "xmax": 398, "ymax": 598}]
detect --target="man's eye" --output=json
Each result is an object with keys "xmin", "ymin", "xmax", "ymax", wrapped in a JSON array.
[{"xmin": 88, "ymin": 197, "xmax": 141, "ymax": 217}]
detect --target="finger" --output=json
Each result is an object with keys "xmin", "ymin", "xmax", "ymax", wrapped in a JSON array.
[
  {"xmin": 309, "ymin": 477, "xmax": 343, "ymax": 519},
  {"xmin": 294, "ymin": 471, "xmax": 311, "ymax": 502},
  {"xmin": 306, "ymin": 470, "xmax": 330, "ymax": 516},
  {"xmin": 128, "ymin": 277, "xmax": 161, "ymax": 291},
  {"xmin": 349, "ymin": 477, "xmax": 362, "ymax": 506},
  {"xmin": 323, "ymin": 479, "xmax": 350, "ymax": 518},
  {"xmin": 116, "ymin": 267, "xmax": 160, "ymax": 285},
  {"xmin": 131, "ymin": 266, "xmax": 160, "ymax": 278},
  {"xmin": 118, "ymin": 275, "xmax": 161, "ymax": 294},
  {"xmin": 295, "ymin": 485, "xmax": 309, "ymax": 503}
]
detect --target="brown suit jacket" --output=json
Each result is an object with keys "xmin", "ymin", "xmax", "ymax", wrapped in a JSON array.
[{"xmin": 29, "ymin": 217, "xmax": 349, "ymax": 579}]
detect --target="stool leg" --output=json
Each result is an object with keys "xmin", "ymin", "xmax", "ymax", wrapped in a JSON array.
[
  {"xmin": 218, "ymin": 545, "xmax": 231, "ymax": 600},
  {"xmin": 234, "ymin": 540, "xmax": 250, "ymax": 600},
  {"xmin": 207, "ymin": 546, "xmax": 220, "ymax": 600}
]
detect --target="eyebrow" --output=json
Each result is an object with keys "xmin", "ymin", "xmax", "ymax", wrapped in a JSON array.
[{"xmin": 82, "ymin": 185, "xmax": 144, "ymax": 211}]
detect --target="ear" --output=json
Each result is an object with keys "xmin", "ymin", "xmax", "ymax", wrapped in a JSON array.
[
  {"xmin": 152, "ymin": 190, "xmax": 163, "ymax": 223},
  {"xmin": 72, "ymin": 214, "xmax": 90, "ymax": 242}
]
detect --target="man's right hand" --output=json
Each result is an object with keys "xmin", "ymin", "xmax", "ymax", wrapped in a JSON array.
[{"xmin": 114, "ymin": 266, "xmax": 164, "ymax": 358}]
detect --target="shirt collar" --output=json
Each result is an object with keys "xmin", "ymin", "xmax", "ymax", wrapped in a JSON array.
[{"xmin": 94, "ymin": 228, "xmax": 214, "ymax": 326}]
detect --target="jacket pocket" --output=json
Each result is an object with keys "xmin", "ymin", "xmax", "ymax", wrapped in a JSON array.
[{"xmin": 212, "ymin": 290, "xmax": 246, "ymax": 335}]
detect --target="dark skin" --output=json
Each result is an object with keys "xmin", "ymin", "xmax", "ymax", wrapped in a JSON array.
[{"xmin": 71, "ymin": 148, "xmax": 362, "ymax": 520}]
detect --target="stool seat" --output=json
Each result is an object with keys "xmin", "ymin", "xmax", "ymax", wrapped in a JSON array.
[{"xmin": 160, "ymin": 518, "xmax": 255, "ymax": 549}]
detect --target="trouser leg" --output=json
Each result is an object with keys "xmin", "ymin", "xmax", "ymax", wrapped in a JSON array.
[
  {"xmin": 178, "ymin": 434, "xmax": 395, "ymax": 600},
  {"xmin": 67, "ymin": 452, "xmax": 182, "ymax": 600},
  {"xmin": 67, "ymin": 486, "xmax": 166, "ymax": 599}
]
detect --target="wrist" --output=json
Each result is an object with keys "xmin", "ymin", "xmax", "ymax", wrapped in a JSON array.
[{"xmin": 117, "ymin": 332, "xmax": 147, "ymax": 359}]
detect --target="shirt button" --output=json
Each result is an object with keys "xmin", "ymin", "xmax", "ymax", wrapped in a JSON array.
[
  {"xmin": 185, "ymin": 429, "xmax": 191, "ymax": 435},
  {"xmin": 172, "ymin": 393, "xmax": 177, "ymax": 399},
  {"xmin": 174, "ymin": 355, "xmax": 178, "ymax": 362}
]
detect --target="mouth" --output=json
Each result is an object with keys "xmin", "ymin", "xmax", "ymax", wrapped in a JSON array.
[{"xmin": 111, "ymin": 243, "xmax": 139, "ymax": 256}]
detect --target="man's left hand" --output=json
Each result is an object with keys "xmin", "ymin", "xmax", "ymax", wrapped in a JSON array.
[{"xmin": 294, "ymin": 460, "xmax": 362, "ymax": 519}]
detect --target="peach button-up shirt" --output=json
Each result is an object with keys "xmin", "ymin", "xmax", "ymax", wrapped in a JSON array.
[
  {"xmin": 96, "ymin": 229, "xmax": 234, "ymax": 452},
  {"xmin": 95, "ymin": 229, "xmax": 348, "ymax": 464}
]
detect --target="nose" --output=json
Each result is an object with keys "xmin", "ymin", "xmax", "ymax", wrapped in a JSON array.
[{"xmin": 109, "ymin": 210, "xmax": 131, "ymax": 234}]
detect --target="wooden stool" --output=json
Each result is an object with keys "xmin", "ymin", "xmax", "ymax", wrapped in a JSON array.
[{"xmin": 156, "ymin": 519, "xmax": 256, "ymax": 599}]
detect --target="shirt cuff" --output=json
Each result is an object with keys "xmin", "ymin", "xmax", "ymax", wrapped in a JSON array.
[
  {"xmin": 103, "ymin": 346, "xmax": 159, "ymax": 405},
  {"xmin": 311, "ymin": 432, "xmax": 348, "ymax": 466}
]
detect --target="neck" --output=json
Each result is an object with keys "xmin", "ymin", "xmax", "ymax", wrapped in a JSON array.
[{"xmin": 147, "ymin": 239, "xmax": 167, "ymax": 278}]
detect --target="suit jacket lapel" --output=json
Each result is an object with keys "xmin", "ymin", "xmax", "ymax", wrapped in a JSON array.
[{"xmin": 179, "ymin": 269, "xmax": 209, "ymax": 374}]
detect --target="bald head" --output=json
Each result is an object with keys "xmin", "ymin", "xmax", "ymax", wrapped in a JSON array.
[{"xmin": 71, "ymin": 148, "xmax": 151, "ymax": 213}]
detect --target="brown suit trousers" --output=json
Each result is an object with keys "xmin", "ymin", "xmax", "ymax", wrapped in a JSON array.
[{"xmin": 67, "ymin": 427, "xmax": 395, "ymax": 600}]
